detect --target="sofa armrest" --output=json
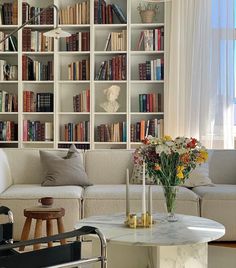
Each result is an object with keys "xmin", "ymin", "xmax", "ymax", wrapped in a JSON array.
[{"xmin": 0, "ymin": 149, "xmax": 13, "ymax": 194}]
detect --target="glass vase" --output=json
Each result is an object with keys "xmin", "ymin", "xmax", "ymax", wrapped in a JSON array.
[{"xmin": 162, "ymin": 185, "xmax": 178, "ymax": 222}]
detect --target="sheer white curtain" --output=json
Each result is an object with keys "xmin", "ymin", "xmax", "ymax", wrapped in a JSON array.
[{"xmin": 164, "ymin": 0, "xmax": 235, "ymax": 148}]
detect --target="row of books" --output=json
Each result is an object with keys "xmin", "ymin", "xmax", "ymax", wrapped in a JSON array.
[
  {"xmin": 22, "ymin": 3, "xmax": 53, "ymax": 25},
  {"xmin": 22, "ymin": 29, "xmax": 54, "ymax": 52},
  {"xmin": 58, "ymin": 143, "xmax": 90, "ymax": 150},
  {"xmin": 139, "ymin": 93, "xmax": 162, "ymax": 113},
  {"xmin": 0, "ymin": 121, "xmax": 18, "ymax": 141},
  {"xmin": 136, "ymin": 28, "xmax": 164, "ymax": 51},
  {"xmin": 23, "ymin": 91, "xmax": 53, "ymax": 112},
  {"xmin": 0, "ymin": 2, "xmax": 17, "ymax": 25},
  {"xmin": 63, "ymin": 121, "xmax": 90, "ymax": 142},
  {"xmin": 95, "ymin": 55, "xmax": 126, "ymax": 80},
  {"xmin": 130, "ymin": 118, "xmax": 164, "ymax": 142},
  {"xmin": 96, "ymin": 122, "xmax": 126, "ymax": 142},
  {"xmin": 22, "ymin": 56, "xmax": 53, "ymax": 81},
  {"xmin": 0, "ymin": 90, "xmax": 18, "ymax": 112},
  {"xmin": 104, "ymin": 30, "xmax": 127, "ymax": 51},
  {"xmin": 94, "ymin": 1, "xmax": 126, "ymax": 24},
  {"xmin": 0, "ymin": 32, "xmax": 17, "ymax": 51},
  {"xmin": 68, "ymin": 60, "xmax": 90, "ymax": 81},
  {"xmin": 59, "ymin": 1, "xmax": 90, "ymax": 25},
  {"xmin": 23, "ymin": 120, "xmax": 53, "ymax": 141},
  {"xmin": 138, "ymin": 59, "xmax": 164, "ymax": 80},
  {"xmin": 73, "ymin": 89, "xmax": 90, "ymax": 112},
  {"xmin": 65, "ymin": 32, "xmax": 90, "ymax": 51}
]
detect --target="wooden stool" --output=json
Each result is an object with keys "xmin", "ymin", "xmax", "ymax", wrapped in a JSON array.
[{"xmin": 19, "ymin": 207, "xmax": 66, "ymax": 251}]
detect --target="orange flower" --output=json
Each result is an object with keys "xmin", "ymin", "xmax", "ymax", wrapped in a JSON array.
[
  {"xmin": 154, "ymin": 164, "xmax": 161, "ymax": 171},
  {"xmin": 181, "ymin": 153, "xmax": 190, "ymax": 164},
  {"xmin": 187, "ymin": 138, "xmax": 197, "ymax": 148}
]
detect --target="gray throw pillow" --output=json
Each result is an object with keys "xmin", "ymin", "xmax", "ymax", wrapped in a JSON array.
[{"xmin": 40, "ymin": 145, "xmax": 92, "ymax": 187}]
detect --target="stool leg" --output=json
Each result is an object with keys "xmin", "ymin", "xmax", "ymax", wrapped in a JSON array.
[
  {"xmin": 34, "ymin": 219, "xmax": 43, "ymax": 250},
  {"xmin": 46, "ymin": 220, "xmax": 53, "ymax": 247},
  {"xmin": 57, "ymin": 217, "xmax": 66, "ymax": 245},
  {"xmin": 19, "ymin": 217, "xmax": 32, "ymax": 251}
]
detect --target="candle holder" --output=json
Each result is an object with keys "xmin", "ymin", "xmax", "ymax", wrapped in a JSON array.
[{"xmin": 125, "ymin": 212, "xmax": 155, "ymax": 228}]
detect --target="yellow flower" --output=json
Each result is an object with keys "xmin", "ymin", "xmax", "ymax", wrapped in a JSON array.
[
  {"xmin": 196, "ymin": 150, "xmax": 208, "ymax": 164},
  {"xmin": 164, "ymin": 135, "xmax": 172, "ymax": 141},
  {"xmin": 176, "ymin": 165, "xmax": 184, "ymax": 179}
]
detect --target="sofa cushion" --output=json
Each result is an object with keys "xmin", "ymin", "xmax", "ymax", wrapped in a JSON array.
[
  {"xmin": 0, "ymin": 184, "xmax": 84, "ymax": 199},
  {"xmin": 3, "ymin": 148, "xmax": 85, "ymax": 184},
  {"xmin": 85, "ymin": 150, "xmax": 134, "ymax": 184},
  {"xmin": 0, "ymin": 184, "xmax": 84, "ymax": 240},
  {"xmin": 0, "ymin": 149, "xmax": 12, "ymax": 193},
  {"xmin": 84, "ymin": 184, "xmax": 200, "ymax": 217},
  {"xmin": 192, "ymin": 184, "xmax": 236, "ymax": 241},
  {"xmin": 40, "ymin": 149, "xmax": 91, "ymax": 187}
]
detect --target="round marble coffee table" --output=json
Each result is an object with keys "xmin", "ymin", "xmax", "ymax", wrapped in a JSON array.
[{"xmin": 75, "ymin": 213, "xmax": 225, "ymax": 268}]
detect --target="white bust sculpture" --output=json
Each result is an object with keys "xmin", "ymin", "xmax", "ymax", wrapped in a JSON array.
[{"xmin": 100, "ymin": 85, "xmax": 120, "ymax": 112}]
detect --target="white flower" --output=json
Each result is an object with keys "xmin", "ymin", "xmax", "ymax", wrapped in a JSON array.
[{"xmin": 156, "ymin": 144, "xmax": 171, "ymax": 155}]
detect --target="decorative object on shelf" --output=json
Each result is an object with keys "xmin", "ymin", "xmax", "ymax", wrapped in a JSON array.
[
  {"xmin": 100, "ymin": 85, "xmax": 120, "ymax": 112},
  {"xmin": 133, "ymin": 136, "xmax": 208, "ymax": 222},
  {"xmin": 0, "ymin": 4, "xmax": 71, "ymax": 45},
  {"xmin": 125, "ymin": 167, "xmax": 154, "ymax": 228},
  {"xmin": 137, "ymin": 2, "xmax": 159, "ymax": 23}
]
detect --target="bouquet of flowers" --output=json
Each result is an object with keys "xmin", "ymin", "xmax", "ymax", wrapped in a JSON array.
[
  {"xmin": 133, "ymin": 135, "xmax": 208, "ymax": 186},
  {"xmin": 133, "ymin": 135, "xmax": 208, "ymax": 221}
]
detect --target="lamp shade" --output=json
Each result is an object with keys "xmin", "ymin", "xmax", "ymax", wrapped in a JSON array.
[{"xmin": 43, "ymin": 28, "xmax": 71, "ymax": 39}]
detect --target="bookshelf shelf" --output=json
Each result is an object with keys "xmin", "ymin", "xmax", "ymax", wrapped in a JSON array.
[
  {"xmin": 131, "ymin": 23, "xmax": 165, "ymax": 28},
  {"xmin": 0, "ymin": 0, "xmax": 166, "ymax": 149}
]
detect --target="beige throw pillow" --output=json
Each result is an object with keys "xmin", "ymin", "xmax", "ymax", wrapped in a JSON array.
[
  {"xmin": 130, "ymin": 164, "xmax": 156, "ymax": 185},
  {"xmin": 183, "ymin": 162, "xmax": 213, "ymax": 188},
  {"xmin": 40, "ymin": 145, "xmax": 92, "ymax": 187}
]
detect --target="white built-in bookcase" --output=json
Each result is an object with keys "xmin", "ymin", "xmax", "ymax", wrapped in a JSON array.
[{"xmin": 0, "ymin": 0, "xmax": 165, "ymax": 149}]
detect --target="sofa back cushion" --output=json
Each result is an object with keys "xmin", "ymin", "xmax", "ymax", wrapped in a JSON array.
[
  {"xmin": 208, "ymin": 149, "xmax": 236, "ymax": 184},
  {"xmin": 85, "ymin": 150, "xmax": 134, "ymax": 184},
  {"xmin": 3, "ymin": 149, "xmax": 84, "ymax": 184},
  {"xmin": 0, "ymin": 149, "xmax": 12, "ymax": 192}
]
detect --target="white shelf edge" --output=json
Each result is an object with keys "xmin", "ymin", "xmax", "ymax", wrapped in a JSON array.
[
  {"xmin": 58, "ymin": 141, "xmax": 90, "ymax": 144},
  {"xmin": 58, "ymin": 112, "xmax": 90, "ymax": 115},
  {"xmin": 0, "ymin": 80, "xmax": 18, "ymax": 83},
  {"xmin": 22, "ymin": 112, "xmax": 54, "ymax": 115},
  {"xmin": 131, "ymin": 23, "xmax": 165, "ymax": 28},
  {"xmin": 22, "ymin": 141, "xmax": 54, "ymax": 144},
  {"xmin": 0, "ymin": 141, "xmax": 18, "ymax": 143},
  {"xmin": 22, "ymin": 81, "xmax": 54, "ymax": 83},
  {"xmin": 130, "ymin": 112, "xmax": 164, "ymax": 115},
  {"xmin": 94, "ymin": 80, "xmax": 127, "ymax": 83},
  {"xmin": 130, "ymin": 80, "xmax": 164, "ymax": 83},
  {"xmin": 58, "ymin": 51, "xmax": 90, "ymax": 55},
  {"xmin": 58, "ymin": 80, "xmax": 90, "ymax": 83},
  {"xmin": 94, "ymin": 24, "xmax": 127, "ymax": 28},
  {"xmin": 95, "ymin": 51, "xmax": 127, "ymax": 55},
  {"xmin": 0, "ymin": 52, "xmax": 18, "ymax": 55},
  {"xmin": 94, "ymin": 142, "xmax": 127, "ymax": 144},
  {"xmin": 59, "ymin": 24, "xmax": 90, "ymax": 28},
  {"xmin": 0, "ymin": 112, "xmax": 18, "ymax": 114},
  {"xmin": 22, "ymin": 52, "xmax": 54, "ymax": 55},
  {"xmin": 94, "ymin": 112, "xmax": 126, "ymax": 115},
  {"xmin": 130, "ymin": 51, "xmax": 164, "ymax": 55}
]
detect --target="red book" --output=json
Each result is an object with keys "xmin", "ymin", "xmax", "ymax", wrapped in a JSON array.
[{"xmin": 149, "ymin": 94, "xmax": 153, "ymax": 112}]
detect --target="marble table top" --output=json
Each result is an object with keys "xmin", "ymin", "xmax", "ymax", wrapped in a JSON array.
[{"xmin": 75, "ymin": 213, "xmax": 225, "ymax": 246}]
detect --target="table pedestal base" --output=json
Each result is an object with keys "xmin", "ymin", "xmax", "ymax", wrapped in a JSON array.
[{"xmin": 90, "ymin": 239, "xmax": 208, "ymax": 268}]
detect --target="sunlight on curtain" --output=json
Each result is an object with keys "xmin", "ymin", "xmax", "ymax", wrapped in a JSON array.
[{"xmin": 165, "ymin": 0, "xmax": 235, "ymax": 148}]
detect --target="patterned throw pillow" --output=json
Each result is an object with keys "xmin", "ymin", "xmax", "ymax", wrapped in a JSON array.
[{"xmin": 130, "ymin": 164, "xmax": 156, "ymax": 185}]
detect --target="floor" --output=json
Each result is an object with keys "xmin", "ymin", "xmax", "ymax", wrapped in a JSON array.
[{"xmin": 208, "ymin": 243, "xmax": 236, "ymax": 268}]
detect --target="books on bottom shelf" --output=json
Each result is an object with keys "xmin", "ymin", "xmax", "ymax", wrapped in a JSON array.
[
  {"xmin": 0, "ymin": 121, "xmax": 18, "ymax": 141},
  {"xmin": 23, "ymin": 120, "xmax": 53, "ymax": 141},
  {"xmin": 64, "ymin": 121, "xmax": 90, "ymax": 142},
  {"xmin": 96, "ymin": 122, "xmax": 126, "ymax": 142},
  {"xmin": 130, "ymin": 118, "xmax": 164, "ymax": 142}
]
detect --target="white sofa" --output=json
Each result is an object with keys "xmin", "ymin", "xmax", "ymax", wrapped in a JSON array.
[{"xmin": 0, "ymin": 148, "xmax": 235, "ymax": 241}]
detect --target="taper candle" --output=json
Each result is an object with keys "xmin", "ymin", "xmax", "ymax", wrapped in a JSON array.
[
  {"xmin": 148, "ymin": 185, "xmax": 152, "ymax": 215},
  {"xmin": 126, "ymin": 168, "xmax": 130, "ymax": 216},
  {"xmin": 142, "ymin": 163, "xmax": 146, "ymax": 214}
]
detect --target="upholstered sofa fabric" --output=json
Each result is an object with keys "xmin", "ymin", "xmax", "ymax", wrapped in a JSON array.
[
  {"xmin": 0, "ymin": 149, "xmax": 12, "ymax": 193},
  {"xmin": 84, "ymin": 184, "xmax": 199, "ymax": 218},
  {"xmin": 192, "ymin": 184, "xmax": 236, "ymax": 240}
]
